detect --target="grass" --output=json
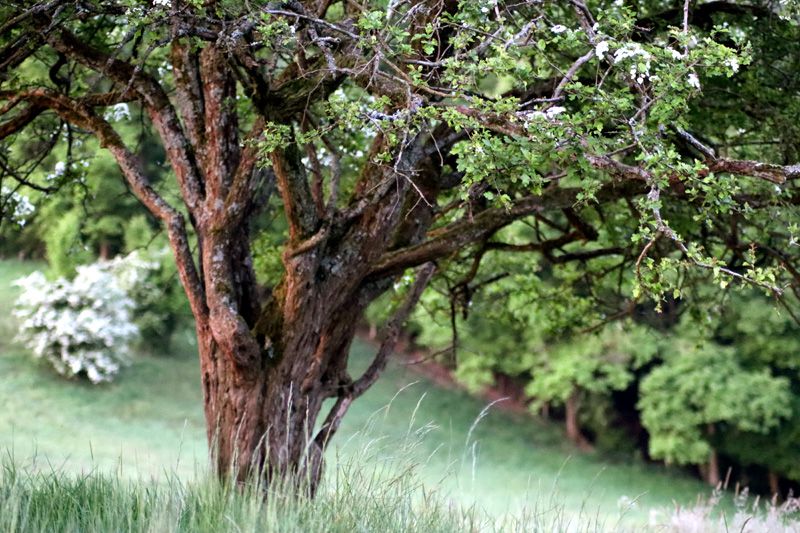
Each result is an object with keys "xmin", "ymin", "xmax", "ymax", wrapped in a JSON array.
[
  {"xmin": 2, "ymin": 453, "xmax": 797, "ymax": 533},
  {"xmin": 0, "ymin": 259, "xmax": 714, "ymax": 528},
  {"xmin": 337, "ymin": 352, "xmax": 709, "ymax": 521},
  {"xmin": 0, "ymin": 455, "xmax": 494, "ymax": 533},
  {"xmin": 1, "ymin": 443, "xmax": 649, "ymax": 533}
]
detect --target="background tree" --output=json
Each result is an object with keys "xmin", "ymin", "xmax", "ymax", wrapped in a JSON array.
[
  {"xmin": 638, "ymin": 335, "xmax": 792, "ymax": 486},
  {"xmin": 698, "ymin": 292, "xmax": 800, "ymax": 492},
  {"xmin": 2, "ymin": 0, "xmax": 800, "ymax": 491},
  {"xmin": 414, "ymin": 253, "xmax": 659, "ymax": 450},
  {"xmin": 523, "ymin": 323, "xmax": 658, "ymax": 449}
]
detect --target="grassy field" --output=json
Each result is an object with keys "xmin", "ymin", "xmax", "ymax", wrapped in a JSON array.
[{"xmin": 0, "ymin": 259, "xmax": 711, "ymax": 527}]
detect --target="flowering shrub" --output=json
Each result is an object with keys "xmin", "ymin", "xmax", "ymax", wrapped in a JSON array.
[{"xmin": 12, "ymin": 253, "xmax": 156, "ymax": 383}]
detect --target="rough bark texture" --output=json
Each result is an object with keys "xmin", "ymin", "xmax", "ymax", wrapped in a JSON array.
[
  {"xmin": 184, "ymin": 125, "xmax": 439, "ymax": 487},
  {"xmin": 194, "ymin": 304, "xmax": 360, "ymax": 487},
  {"xmin": 193, "ymin": 224, "xmax": 432, "ymax": 488}
]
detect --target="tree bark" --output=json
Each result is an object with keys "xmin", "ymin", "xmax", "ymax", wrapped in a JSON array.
[
  {"xmin": 196, "ymin": 324, "xmax": 329, "ymax": 489},
  {"xmin": 190, "ymin": 235, "xmax": 436, "ymax": 492},
  {"xmin": 768, "ymin": 470, "xmax": 780, "ymax": 498},
  {"xmin": 706, "ymin": 449, "xmax": 721, "ymax": 486},
  {"xmin": 195, "ymin": 284, "xmax": 363, "ymax": 489},
  {"xmin": 705, "ymin": 424, "xmax": 721, "ymax": 487},
  {"xmin": 564, "ymin": 391, "xmax": 592, "ymax": 451}
]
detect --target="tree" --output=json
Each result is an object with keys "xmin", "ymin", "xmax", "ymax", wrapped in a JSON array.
[
  {"xmin": 638, "ymin": 337, "xmax": 792, "ymax": 486},
  {"xmin": 414, "ymin": 271, "xmax": 658, "ymax": 449},
  {"xmin": 523, "ymin": 322, "xmax": 658, "ymax": 449},
  {"xmin": 697, "ymin": 292, "xmax": 800, "ymax": 492},
  {"xmin": 2, "ymin": 0, "xmax": 800, "ymax": 490}
]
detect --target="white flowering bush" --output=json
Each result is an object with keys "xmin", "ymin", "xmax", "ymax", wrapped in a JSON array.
[{"xmin": 12, "ymin": 253, "xmax": 157, "ymax": 383}]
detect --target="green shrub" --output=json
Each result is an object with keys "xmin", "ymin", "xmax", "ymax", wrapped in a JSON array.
[
  {"xmin": 124, "ymin": 248, "xmax": 190, "ymax": 352},
  {"xmin": 44, "ymin": 210, "xmax": 92, "ymax": 278},
  {"xmin": 123, "ymin": 216, "xmax": 191, "ymax": 352}
]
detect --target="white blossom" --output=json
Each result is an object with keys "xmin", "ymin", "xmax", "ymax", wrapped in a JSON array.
[
  {"xmin": 550, "ymin": 25, "xmax": 568, "ymax": 34},
  {"xmin": 13, "ymin": 253, "xmax": 157, "ymax": 384},
  {"xmin": 595, "ymin": 41, "xmax": 610, "ymax": 58},
  {"xmin": 104, "ymin": 103, "xmax": 131, "ymax": 122},
  {"xmin": 157, "ymin": 63, "xmax": 172, "ymax": 80},
  {"xmin": 612, "ymin": 43, "xmax": 653, "ymax": 83},
  {"xmin": 1, "ymin": 186, "xmax": 35, "ymax": 226},
  {"xmin": 687, "ymin": 72, "xmax": 701, "ymax": 90},
  {"xmin": 45, "ymin": 161, "xmax": 67, "ymax": 182},
  {"xmin": 613, "ymin": 43, "xmax": 651, "ymax": 64},
  {"xmin": 517, "ymin": 105, "xmax": 567, "ymax": 126},
  {"xmin": 667, "ymin": 48, "xmax": 684, "ymax": 60}
]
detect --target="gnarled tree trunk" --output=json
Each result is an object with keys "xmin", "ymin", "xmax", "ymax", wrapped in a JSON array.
[
  {"xmin": 195, "ymin": 312, "xmax": 355, "ymax": 488},
  {"xmin": 194, "ymin": 250, "xmax": 433, "ymax": 489},
  {"xmin": 189, "ymin": 165, "xmax": 438, "ymax": 490}
]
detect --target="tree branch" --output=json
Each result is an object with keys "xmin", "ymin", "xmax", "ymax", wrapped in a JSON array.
[
  {"xmin": 271, "ymin": 141, "xmax": 319, "ymax": 242},
  {"xmin": 314, "ymin": 262, "xmax": 436, "ymax": 448},
  {"xmin": 199, "ymin": 45, "xmax": 239, "ymax": 201},
  {"xmin": 45, "ymin": 27, "xmax": 206, "ymax": 214},
  {"xmin": 370, "ymin": 182, "xmax": 642, "ymax": 278},
  {"xmin": 170, "ymin": 38, "xmax": 206, "ymax": 150},
  {"xmin": 10, "ymin": 87, "xmax": 207, "ymax": 318},
  {"xmin": 705, "ymin": 159, "xmax": 800, "ymax": 185}
]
